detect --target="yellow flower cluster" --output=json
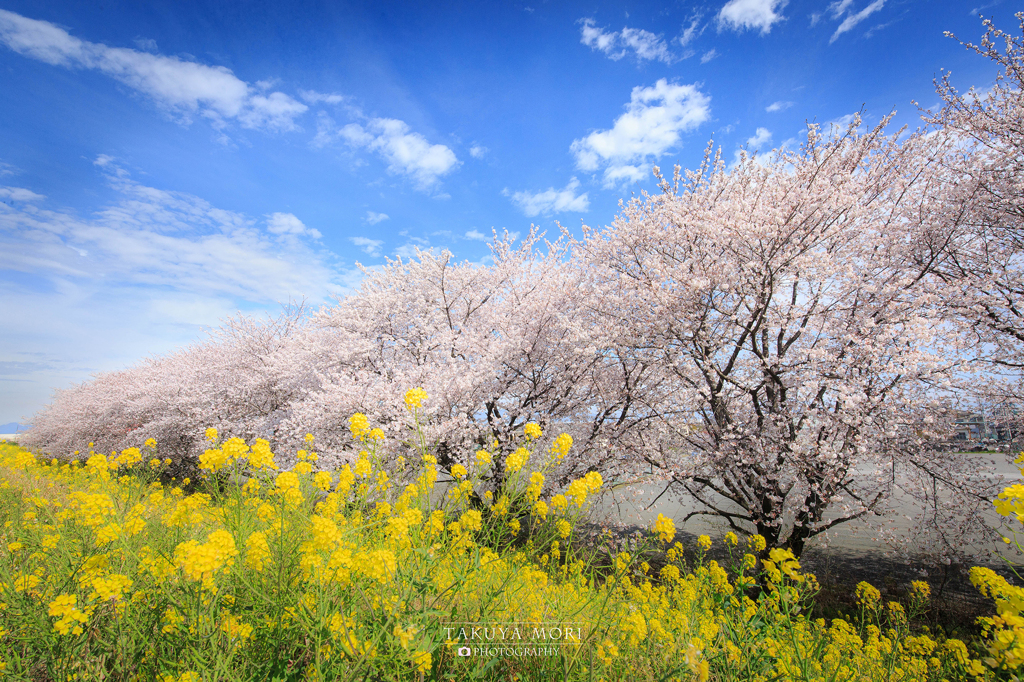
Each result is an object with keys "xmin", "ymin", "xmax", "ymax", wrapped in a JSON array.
[
  {"xmin": 0, "ymin": 405, "xmax": 996, "ymax": 682},
  {"xmin": 47, "ymin": 594, "xmax": 89, "ymax": 636},
  {"xmin": 551, "ymin": 433, "xmax": 573, "ymax": 461},
  {"xmin": 404, "ymin": 387, "xmax": 427, "ymax": 410},
  {"xmin": 652, "ymin": 513, "xmax": 676, "ymax": 543},
  {"xmin": 971, "ymin": 566, "xmax": 1024, "ymax": 669},
  {"xmin": 174, "ymin": 529, "xmax": 238, "ymax": 589},
  {"xmin": 505, "ymin": 447, "xmax": 529, "ymax": 474}
]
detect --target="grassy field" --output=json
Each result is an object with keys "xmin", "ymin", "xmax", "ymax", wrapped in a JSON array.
[{"xmin": 0, "ymin": 394, "xmax": 1016, "ymax": 681}]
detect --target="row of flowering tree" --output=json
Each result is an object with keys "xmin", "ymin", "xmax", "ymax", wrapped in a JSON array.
[{"xmin": 22, "ymin": 14, "xmax": 1024, "ymax": 562}]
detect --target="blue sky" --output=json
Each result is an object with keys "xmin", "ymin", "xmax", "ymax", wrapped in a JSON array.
[{"xmin": 0, "ymin": 0, "xmax": 1016, "ymax": 427}]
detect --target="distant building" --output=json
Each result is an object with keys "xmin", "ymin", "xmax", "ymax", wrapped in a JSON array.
[{"xmin": 953, "ymin": 402, "xmax": 1021, "ymax": 443}]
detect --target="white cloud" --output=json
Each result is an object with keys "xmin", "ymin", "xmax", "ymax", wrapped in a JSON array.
[
  {"xmin": 504, "ymin": 177, "xmax": 590, "ymax": 217},
  {"xmin": 253, "ymin": 78, "xmax": 280, "ymax": 91},
  {"xmin": 830, "ymin": 1, "xmax": 885, "ymax": 43},
  {"xmin": 324, "ymin": 118, "xmax": 460, "ymax": 190},
  {"xmin": 394, "ymin": 242, "xmax": 431, "ymax": 262},
  {"xmin": 732, "ymin": 127, "xmax": 775, "ymax": 166},
  {"xmin": 571, "ymin": 79, "xmax": 710, "ymax": 186},
  {"xmin": 766, "ymin": 100, "xmax": 794, "ymax": 112},
  {"xmin": 603, "ymin": 165, "xmax": 649, "ymax": 186},
  {"xmin": 746, "ymin": 127, "xmax": 772, "ymax": 149},
  {"xmin": 240, "ymin": 92, "xmax": 309, "ymax": 132},
  {"xmin": 469, "ymin": 145, "xmax": 488, "ymax": 159},
  {"xmin": 266, "ymin": 212, "xmax": 321, "ymax": 239},
  {"xmin": 0, "ymin": 9, "xmax": 308, "ymax": 131},
  {"xmin": 464, "ymin": 229, "xmax": 488, "ymax": 241},
  {"xmin": 350, "ymin": 236, "xmax": 384, "ymax": 257},
  {"xmin": 700, "ymin": 49, "xmax": 719, "ymax": 63},
  {"xmin": 579, "ymin": 18, "xmax": 675, "ymax": 64},
  {"xmin": 299, "ymin": 89, "xmax": 345, "ymax": 105},
  {"xmin": 717, "ymin": 0, "xmax": 787, "ymax": 34},
  {"xmin": 366, "ymin": 211, "xmax": 389, "ymax": 224},
  {"xmin": 579, "ymin": 19, "xmax": 618, "ymax": 54},
  {"xmin": 0, "ymin": 187, "xmax": 45, "ymax": 202}
]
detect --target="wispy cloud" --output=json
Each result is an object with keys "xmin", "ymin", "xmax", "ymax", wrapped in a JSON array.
[
  {"xmin": 298, "ymin": 89, "xmax": 345, "ymax": 105},
  {"xmin": 0, "ymin": 9, "xmax": 308, "ymax": 132},
  {"xmin": 0, "ymin": 187, "xmax": 45, "ymax": 202},
  {"xmin": 0, "ymin": 161, "xmax": 344, "ymax": 303},
  {"xmin": 504, "ymin": 177, "xmax": 589, "ymax": 217},
  {"xmin": 0, "ymin": 163, "xmax": 363, "ymax": 424},
  {"xmin": 366, "ymin": 211, "xmax": 389, "ymax": 224},
  {"xmin": 766, "ymin": 100, "xmax": 794, "ymax": 112},
  {"xmin": 469, "ymin": 145, "xmax": 488, "ymax": 159},
  {"xmin": 350, "ymin": 236, "xmax": 384, "ymax": 257},
  {"xmin": 677, "ymin": 15, "xmax": 704, "ymax": 46},
  {"xmin": 717, "ymin": 0, "xmax": 788, "ymax": 34},
  {"xmin": 827, "ymin": 112, "xmax": 866, "ymax": 136},
  {"xmin": 829, "ymin": 0, "xmax": 855, "ymax": 17},
  {"xmin": 829, "ymin": 0, "xmax": 886, "ymax": 43},
  {"xmin": 267, "ymin": 212, "xmax": 321, "ymax": 239},
  {"xmin": 571, "ymin": 79, "xmax": 710, "ymax": 187},
  {"xmin": 700, "ymin": 49, "xmax": 719, "ymax": 63},
  {"xmin": 579, "ymin": 18, "xmax": 675, "ymax": 64},
  {"xmin": 464, "ymin": 229, "xmax": 488, "ymax": 241}
]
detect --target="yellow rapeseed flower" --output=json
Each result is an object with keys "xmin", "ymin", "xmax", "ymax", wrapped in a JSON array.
[
  {"xmin": 313, "ymin": 471, "xmax": 332, "ymax": 491},
  {"xmin": 411, "ymin": 650, "xmax": 431, "ymax": 673},
  {"xmin": 505, "ymin": 447, "xmax": 528, "ymax": 474},
  {"xmin": 855, "ymin": 581, "xmax": 881, "ymax": 609},
  {"xmin": 349, "ymin": 413, "xmax": 370, "ymax": 440},
  {"xmin": 652, "ymin": 514, "xmax": 676, "ymax": 543},
  {"xmin": 404, "ymin": 387, "xmax": 428, "ymax": 410},
  {"xmin": 551, "ymin": 433, "xmax": 573, "ymax": 461}
]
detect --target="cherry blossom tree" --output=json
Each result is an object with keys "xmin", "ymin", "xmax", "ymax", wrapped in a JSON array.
[
  {"xmin": 24, "ymin": 302, "xmax": 311, "ymax": 463},
  {"xmin": 277, "ymin": 233, "xmax": 669, "ymax": 490},
  {"xmin": 577, "ymin": 119, "xmax": 1004, "ymax": 558},
  {"xmin": 25, "ymin": 234, "xmax": 670, "ymax": 503},
  {"xmin": 916, "ymin": 13, "xmax": 1024, "ymax": 411}
]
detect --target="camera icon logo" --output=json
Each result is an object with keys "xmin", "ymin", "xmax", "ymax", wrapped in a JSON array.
[{"xmin": 457, "ymin": 646, "xmax": 472, "ymax": 657}]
